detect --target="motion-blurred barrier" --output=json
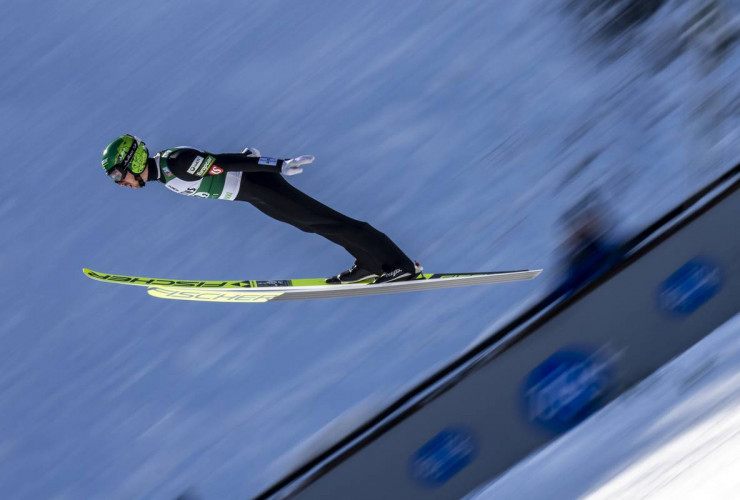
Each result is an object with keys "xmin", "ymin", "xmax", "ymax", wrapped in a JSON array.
[{"xmin": 256, "ymin": 164, "xmax": 740, "ymax": 500}]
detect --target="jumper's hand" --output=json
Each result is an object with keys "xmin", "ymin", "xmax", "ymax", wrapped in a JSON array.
[
  {"xmin": 241, "ymin": 147, "xmax": 261, "ymax": 157},
  {"xmin": 282, "ymin": 155, "xmax": 314, "ymax": 176}
]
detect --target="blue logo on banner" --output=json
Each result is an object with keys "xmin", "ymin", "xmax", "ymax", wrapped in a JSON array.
[
  {"xmin": 658, "ymin": 257, "xmax": 722, "ymax": 316},
  {"xmin": 522, "ymin": 347, "xmax": 614, "ymax": 433},
  {"xmin": 409, "ymin": 427, "xmax": 478, "ymax": 487}
]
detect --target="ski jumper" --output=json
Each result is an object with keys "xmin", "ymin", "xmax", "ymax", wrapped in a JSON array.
[{"xmin": 151, "ymin": 147, "xmax": 413, "ymax": 275}]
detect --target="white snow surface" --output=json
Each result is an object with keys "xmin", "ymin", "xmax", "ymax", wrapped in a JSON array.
[
  {"xmin": 1, "ymin": 0, "xmax": 740, "ymax": 498},
  {"xmin": 471, "ymin": 311, "xmax": 740, "ymax": 500}
]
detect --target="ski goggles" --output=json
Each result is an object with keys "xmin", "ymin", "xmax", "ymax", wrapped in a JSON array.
[{"xmin": 106, "ymin": 163, "xmax": 129, "ymax": 183}]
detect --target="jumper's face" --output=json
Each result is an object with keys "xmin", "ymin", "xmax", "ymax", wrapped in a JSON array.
[{"xmin": 117, "ymin": 170, "xmax": 144, "ymax": 189}]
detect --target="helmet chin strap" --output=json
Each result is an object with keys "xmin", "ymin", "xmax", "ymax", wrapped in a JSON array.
[{"xmin": 134, "ymin": 173, "xmax": 146, "ymax": 188}]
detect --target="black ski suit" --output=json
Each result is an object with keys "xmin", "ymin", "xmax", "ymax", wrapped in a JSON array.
[{"xmin": 150, "ymin": 148, "xmax": 413, "ymax": 275}]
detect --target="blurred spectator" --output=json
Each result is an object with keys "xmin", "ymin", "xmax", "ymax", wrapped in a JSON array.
[
  {"xmin": 550, "ymin": 190, "xmax": 627, "ymax": 299},
  {"xmin": 566, "ymin": 0, "xmax": 667, "ymax": 38}
]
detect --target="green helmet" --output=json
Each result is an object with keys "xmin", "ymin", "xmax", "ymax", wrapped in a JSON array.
[{"xmin": 101, "ymin": 135, "xmax": 150, "ymax": 182}]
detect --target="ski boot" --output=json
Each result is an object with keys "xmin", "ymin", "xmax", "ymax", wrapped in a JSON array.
[
  {"xmin": 373, "ymin": 261, "xmax": 423, "ymax": 284},
  {"xmin": 326, "ymin": 264, "xmax": 378, "ymax": 284}
]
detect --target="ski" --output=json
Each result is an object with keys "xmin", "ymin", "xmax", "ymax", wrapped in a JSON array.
[{"xmin": 83, "ymin": 268, "xmax": 542, "ymax": 303}]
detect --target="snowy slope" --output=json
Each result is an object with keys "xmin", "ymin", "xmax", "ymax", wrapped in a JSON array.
[
  {"xmin": 1, "ymin": 0, "xmax": 739, "ymax": 498},
  {"xmin": 471, "ymin": 311, "xmax": 740, "ymax": 500}
]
